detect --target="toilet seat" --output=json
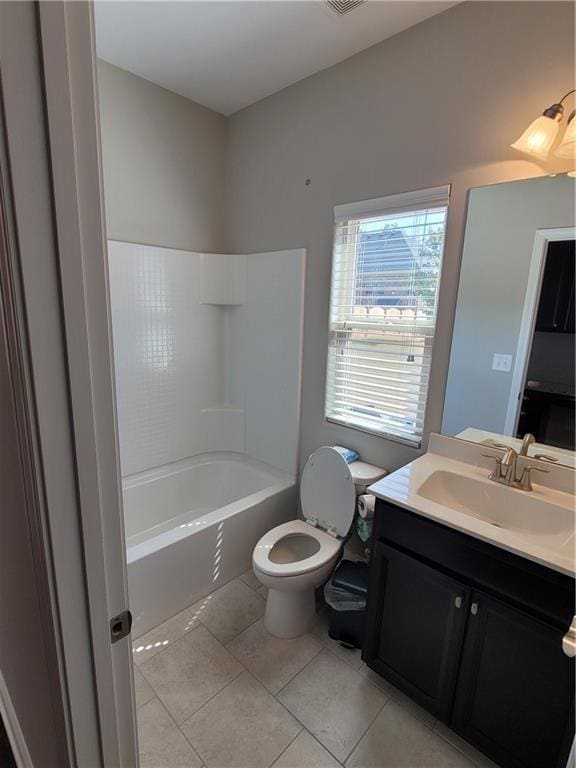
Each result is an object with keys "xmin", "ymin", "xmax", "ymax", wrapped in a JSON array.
[
  {"xmin": 253, "ymin": 520, "xmax": 341, "ymax": 577},
  {"xmin": 300, "ymin": 447, "xmax": 357, "ymax": 537}
]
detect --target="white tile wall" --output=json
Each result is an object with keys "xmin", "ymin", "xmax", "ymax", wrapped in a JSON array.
[
  {"xmin": 108, "ymin": 242, "xmax": 305, "ymax": 478},
  {"xmin": 108, "ymin": 241, "xmax": 228, "ymax": 475}
]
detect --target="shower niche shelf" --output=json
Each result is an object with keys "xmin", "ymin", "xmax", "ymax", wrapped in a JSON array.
[{"xmin": 200, "ymin": 253, "xmax": 246, "ymax": 306}]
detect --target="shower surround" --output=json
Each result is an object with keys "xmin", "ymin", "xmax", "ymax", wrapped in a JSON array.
[{"xmin": 108, "ymin": 240, "xmax": 305, "ymax": 636}]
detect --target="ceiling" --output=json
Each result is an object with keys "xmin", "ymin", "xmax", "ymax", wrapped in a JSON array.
[{"xmin": 95, "ymin": 1, "xmax": 456, "ymax": 116}]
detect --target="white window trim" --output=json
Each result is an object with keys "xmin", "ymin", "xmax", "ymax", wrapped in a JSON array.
[
  {"xmin": 334, "ymin": 185, "xmax": 450, "ymax": 222},
  {"xmin": 326, "ymin": 185, "xmax": 450, "ymax": 448}
]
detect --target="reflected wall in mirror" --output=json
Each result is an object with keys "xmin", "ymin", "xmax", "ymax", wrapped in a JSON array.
[{"xmin": 443, "ymin": 174, "xmax": 576, "ymax": 466}]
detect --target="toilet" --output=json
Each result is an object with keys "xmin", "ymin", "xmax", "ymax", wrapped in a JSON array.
[{"xmin": 252, "ymin": 447, "xmax": 386, "ymax": 639}]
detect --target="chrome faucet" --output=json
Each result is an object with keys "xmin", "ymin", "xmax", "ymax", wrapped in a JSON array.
[{"xmin": 483, "ymin": 442, "xmax": 549, "ymax": 491}]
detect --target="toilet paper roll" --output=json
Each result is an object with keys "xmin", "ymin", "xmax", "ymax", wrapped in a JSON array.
[{"xmin": 357, "ymin": 494, "xmax": 376, "ymax": 520}]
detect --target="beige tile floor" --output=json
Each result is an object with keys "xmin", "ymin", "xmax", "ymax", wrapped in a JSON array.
[{"xmin": 133, "ymin": 572, "xmax": 499, "ymax": 768}]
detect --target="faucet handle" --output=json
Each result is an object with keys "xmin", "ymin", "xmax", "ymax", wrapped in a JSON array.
[
  {"xmin": 533, "ymin": 453, "xmax": 559, "ymax": 463},
  {"xmin": 482, "ymin": 453, "xmax": 504, "ymax": 480},
  {"xmin": 517, "ymin": 465, "xmax": 550, "ymax": 491},
  {"xmin": 491, "ymin": 443, "xmax": 518, "ymax": 462}
]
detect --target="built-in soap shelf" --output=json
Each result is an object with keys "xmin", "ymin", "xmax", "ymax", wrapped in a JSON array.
[
  {"xmin": 200, "ymin": 404, "xmax": 245, "ymax": 453},
  {"xmin": 200, "ymin": 253, "xmax": 246, "ymax": 306}
]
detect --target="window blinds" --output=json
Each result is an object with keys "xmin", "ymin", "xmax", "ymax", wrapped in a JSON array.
[{"xmin": 325, "ymin": 186, "xmax": 450, "ymax": 447}]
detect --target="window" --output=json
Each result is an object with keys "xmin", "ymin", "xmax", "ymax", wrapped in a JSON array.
[{"xmin": 325, "ymin": 185, "xmax": 450, "ymax": 447}]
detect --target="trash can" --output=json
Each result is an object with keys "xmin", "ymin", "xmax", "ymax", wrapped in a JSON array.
[{"xmin": 324, "ymin": 560, "xmax": 369, "ymax": 650}]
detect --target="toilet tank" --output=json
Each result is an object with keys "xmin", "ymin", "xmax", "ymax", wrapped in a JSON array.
[{"xmin": 348, "ymin": 461, "xmax": 387, "ymax": 494}]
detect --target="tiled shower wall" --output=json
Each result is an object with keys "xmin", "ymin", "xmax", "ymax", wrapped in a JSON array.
[
  {"xmin": 108, "ymin": 241, "xmax": 227, "ymax": 475},
  {"xmin": 108, "ymin": 241, "xmax": 304, "ymax": 477}
]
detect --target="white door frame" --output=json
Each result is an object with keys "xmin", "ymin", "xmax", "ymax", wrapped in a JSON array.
[
  {"xmin": 504, "ymin": 227, "xmax": 575, "ymax": 436},
  {"xmin": 38, "ymin": 3, "xmax": 138, "ymax": 765},
  {"xmin": 1, "ymin": 2, "xmax": 137, "ymax": 765}
]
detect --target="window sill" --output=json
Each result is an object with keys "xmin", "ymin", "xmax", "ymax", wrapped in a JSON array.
[{"xmin": 325, "ymin": 415, "xmax": 422, "ymax": 449}]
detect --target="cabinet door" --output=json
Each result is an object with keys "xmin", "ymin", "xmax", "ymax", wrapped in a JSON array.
[
  {"xmin": 452, "ymin": 591, "xmax": 575, "ymax": 768},
  {"xmin": 364, "ymin": 542, "xmax": 469, "ymax": 721}
]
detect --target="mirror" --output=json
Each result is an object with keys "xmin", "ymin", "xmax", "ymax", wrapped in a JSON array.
[{"xmin": 443, "ymin": 174, "xmax": 576, "ymax": 467}]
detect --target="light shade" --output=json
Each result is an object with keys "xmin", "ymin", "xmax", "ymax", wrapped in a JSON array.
[
  {"xmin": 511, "ymin": 115, "xmax": 561, "ymax": 161},
  {"xmin": 555, "ymin": 118, "xmax": 576, "ymax": 159}
]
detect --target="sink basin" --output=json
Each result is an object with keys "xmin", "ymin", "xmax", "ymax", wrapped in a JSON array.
[{"xmin": 417, "ymin": 470, "xmax": 574, "ymax": 540}]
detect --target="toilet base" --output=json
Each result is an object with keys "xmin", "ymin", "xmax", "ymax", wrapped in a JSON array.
[{"xmin": 264, "ymin": 586, "xmax": 316, "ymax": 639}]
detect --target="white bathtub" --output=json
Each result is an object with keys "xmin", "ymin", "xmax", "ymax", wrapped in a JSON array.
[{"xmin": 123, "ymin": 452, "xmax": 296, "ymax": 638}]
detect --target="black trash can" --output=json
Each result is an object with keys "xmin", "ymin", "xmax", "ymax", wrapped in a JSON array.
[{"xmin": 325, "ymin": 560, "xmax": 369, "ymax": 650}]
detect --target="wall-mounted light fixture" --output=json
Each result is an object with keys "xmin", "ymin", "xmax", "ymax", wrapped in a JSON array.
[{"xmin": 511, "ymin": 89, "xmax": 575, "ymax": 161}]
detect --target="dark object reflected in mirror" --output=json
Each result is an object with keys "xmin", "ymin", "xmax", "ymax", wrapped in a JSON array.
[{"xmin": 442, "ymin": 174, "xmax": 575, "ymax": 466}]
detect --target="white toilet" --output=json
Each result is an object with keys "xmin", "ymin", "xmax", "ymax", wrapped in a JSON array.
[{"xmin": 252, "ymin": 447, "xmax": 386, "ymax": 639}]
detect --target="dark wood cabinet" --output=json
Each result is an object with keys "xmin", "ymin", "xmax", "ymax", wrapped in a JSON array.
[
  {"xmin": 535, "ymin": 240, "xmax": 575, "ymax": 333},
  {"xmin": 366, "ymin": 542, "xmax": 469, "ymax": 720},
  {"xmin": 365, "ymin": 501, "xmax": 575, "ymax": 768},
  {"xmin": 452, "ymin": 591, "xmax": 575, "ymax": 768}
]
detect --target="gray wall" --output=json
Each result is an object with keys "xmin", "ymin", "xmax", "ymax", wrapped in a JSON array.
[
  {"xmin": 442, "ymin": 175, "xmax": 575, "ymax": 436},
  {"xmin": 225, "ymin": 2, "xmax": 575, "ymax": 472},
  {"xmin": 98, "ymin": 60, "xmax": 226, "ymax": 252}
]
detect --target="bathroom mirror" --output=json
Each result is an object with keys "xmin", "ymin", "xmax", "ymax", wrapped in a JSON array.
[{"xmin": 443, "ymin": 174, "xmax": 576, "ymax": 466}]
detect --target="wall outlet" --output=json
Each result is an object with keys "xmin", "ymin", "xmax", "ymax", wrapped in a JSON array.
[{"xmin": 492, "ymin": 353, "xmax": 513, "ymax": 372}]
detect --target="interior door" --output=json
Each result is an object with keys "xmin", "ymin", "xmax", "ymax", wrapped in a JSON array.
[
  {"xmin": 365, "ymin": 543, "xmax": 470, "ymax": 720},
  {"xmin": 1, "ymin": 3, "xmax": 137, "ymax": 765},
  {"xmin": 452, "ymin": 591, "xmax": 575, "ymax": 768}
]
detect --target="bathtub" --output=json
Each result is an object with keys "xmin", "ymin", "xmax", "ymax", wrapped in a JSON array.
[{"xmin": 123, "ymin": 452, "xmax": 296, "ymax": 638}]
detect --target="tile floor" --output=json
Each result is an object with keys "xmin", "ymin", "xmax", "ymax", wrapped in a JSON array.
[{"xmin": 133, "ymin": 572, "xmax": 499, "ymax": 768}]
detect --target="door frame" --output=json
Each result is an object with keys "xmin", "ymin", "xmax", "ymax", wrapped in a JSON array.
[
  {"xmin": 504, "ymin": 227, "xmax": 575, "ymax": 436},
  {"xmin": 0, "ymin": 2, "xmax": 137, "ymax": 765}
]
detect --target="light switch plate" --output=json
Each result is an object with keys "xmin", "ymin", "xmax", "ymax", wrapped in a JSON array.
[{"xmin": 492, "ymin": 353, "xmax": 513, "ymax": 372}]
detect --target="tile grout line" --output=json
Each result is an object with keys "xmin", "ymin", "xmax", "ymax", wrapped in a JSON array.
[
  {"xmin": 132, "ymin": 606, "xmax": 199, "ymax": 667},
  {"xmin": 137, "ymin": 581, "xmax": 263, "ymax": 682},
  {"xmin": 190, "ymin": 581, "xmax": 267, "ymax": 645},
  {"xmin": 137, "ymin": 582, "xmax": 272, "ymax": 746},
  {"xmin": 306, "ymin": 729, "xmax": 346, "ymax": 768},
  {"xmin": 272, "ymin": 646, "xmax": 390, "ymax": 765},
  {"xmin": 175, "ymin": 664, "xmax": 247, "ymax": 762},
  {"xmin": 342, "ymin": 696, "xmax": 394, "ymax": 767},
  {"xmin": 137, "ymin": 577, "xmax": 425, "ymax": 768},
  {"xmin": 273, "ymin": 642, "xmax": 326, "ymax": 698},
  {"xmin": 135, "ymin": 574, "xmax": 264, "ymax": 662},
  {"xmin": 266, "ymin": 725, "xmax": 304, "ymax": 768},
  {"xmin": 340, "ymin": 688, "xmax": 390, "ymax": 765},
  {"xmin": 176, "ymin": 668, "xmax": 304, "ymax": 768},
  {"xmin": 176, "ymin": 665, "xmax": 248, "ymax": 731},
  {"xmin": 432, "ymin": 726, "xmax": 490, "ymax": 768},
  {"xmin": 225, "ymin": 626, "xmax": 324, "ymax": 696},
  {"xmin": 136, "ymin": 622, "xmax": 204, "ymax": 685},
  {"xmin": 144, "ymin": 694, "xmax": 204, "ymax": 766}
]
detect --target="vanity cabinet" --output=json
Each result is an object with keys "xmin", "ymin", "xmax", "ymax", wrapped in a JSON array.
[
  {"xmin": 368, "ymin": 542, "xmax": 469, "ymax": 720},
  {"xmin": 364, "ymin": 500, "xmax": 575, "ymax": 768},
  {"xmin": 452, "ymin": 591, "xmax": 574, "ymax": 768}
]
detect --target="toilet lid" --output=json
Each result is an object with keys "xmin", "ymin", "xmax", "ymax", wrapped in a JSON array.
[{"xmin": 300, "ymin": 447, "xmax": 356, "ymax": 538}]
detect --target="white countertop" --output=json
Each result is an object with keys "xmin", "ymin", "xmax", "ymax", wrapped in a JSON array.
[{"xmin": 368, "ymin": 435, "xmax": 576, "ymax": 577}]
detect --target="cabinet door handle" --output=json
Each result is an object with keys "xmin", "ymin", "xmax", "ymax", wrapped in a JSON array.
[
  {"xmin": 470, "ymin": 602, "xmax": 479, "ymax": 616},
  {"xmin": 454, "ymin": 596, "xmax": 464, "ymax": 609},
  {"xmin": 563, "ymin": 616, "xmax": 576, "ymax": 658}
]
